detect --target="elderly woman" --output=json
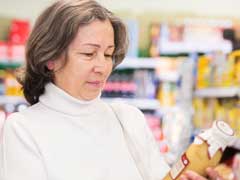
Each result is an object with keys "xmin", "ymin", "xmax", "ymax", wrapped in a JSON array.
[{"xmin": 0, "ymin": 0, "xmax": 223, "ymax": 180}]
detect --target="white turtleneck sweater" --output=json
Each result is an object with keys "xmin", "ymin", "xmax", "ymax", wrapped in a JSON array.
[{"xmin": 0, "ymin": 83, "xmax": 169, "ymax": 180}]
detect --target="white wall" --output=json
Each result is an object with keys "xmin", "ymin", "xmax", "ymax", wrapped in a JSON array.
[
  {"xmin": 100, "ymin": 0, "xmax": 238, "ymax": 17},
  {"xmin": 0, "ymin": 0, "xmax": 239, "ymax": 23},
  {"xmin": 0, "ymin": 0, "xmax": 55, "ymax": 22}
]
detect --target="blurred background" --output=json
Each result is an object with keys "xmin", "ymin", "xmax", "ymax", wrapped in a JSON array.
[{"xmin": 0, "ymin": 0, "xmax": 240, "ymax": 179}]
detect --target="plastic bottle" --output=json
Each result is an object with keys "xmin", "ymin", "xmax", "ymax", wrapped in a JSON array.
[{"xmin": 163, "ymin": 120, "xmax": 235, "ymax": 180}]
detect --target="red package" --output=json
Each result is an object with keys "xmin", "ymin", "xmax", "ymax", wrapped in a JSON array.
[{"xmin": 8, "ymin": 19, "xmax": 30, "ymax": 44}]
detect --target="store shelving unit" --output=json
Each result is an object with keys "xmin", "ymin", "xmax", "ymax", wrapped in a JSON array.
[
  {"xmin": 0, "ymin": 61, "xmax": 23, "ymax": 69},
  {"xmin": 159, "ymin": 41, "xmax": 232, "ymax": 54},
  {"xmin": 110, "ymin": 57, "xmax": 182, "ymax": 110},
  {"xmin": 0, "ymin": 95, "xmax": 26, "ymax": 105},
  {"xmin": 102, "ymin": 97, "xmax": 178, "ymax": 115},
  {"xmin": 117, "ymin": 57, "xmax": 180, "ymax": 82},
  {"xmin": 102, "ymin": 97, "xmax": 160, "ymax": 110},
  {"xmin": 194, "ymin": 87, "xmax": 240, "ymax": 98},
  {"xmin": 0, "ymin": 61, "xmax": 25, "ymax": 105},
  {"xmin": 194, "ymin": 86, "xmax": 240, "ymax": 149},
  {"xmin": 117, "ymin": 57, "xmax": 159, "ymax": 69},
  {"xmin": 0, "ymin": 58, "xmax": 181, "ymax": 108}
]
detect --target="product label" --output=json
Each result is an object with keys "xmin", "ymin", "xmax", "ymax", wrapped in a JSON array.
[{"xmin": 170, "ymin": 153, "xmax": 189, "ymax": 179}]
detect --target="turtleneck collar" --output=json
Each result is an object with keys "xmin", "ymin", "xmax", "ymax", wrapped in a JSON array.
[{"xmin": 39, "ymin": 83, "xmax": 103, "ymax": 116}]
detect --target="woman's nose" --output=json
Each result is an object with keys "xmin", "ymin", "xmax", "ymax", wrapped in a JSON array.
[{"xmin": 92, "ymin": 54, "xmax": 106, "ymax": 73}]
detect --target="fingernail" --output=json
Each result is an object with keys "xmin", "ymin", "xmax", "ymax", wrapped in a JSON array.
[
  {"xmin": 206, "ymin": 167, "xmax": 213, "ymax": 173},
  {"xmin": 179, "ymin": 175, "xmax": 186, "ymax": 180}
]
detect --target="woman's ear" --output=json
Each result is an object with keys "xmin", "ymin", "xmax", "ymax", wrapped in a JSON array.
[{"xmin": 47, "ymin": 61, "xmax": 55, "ymax": 70}]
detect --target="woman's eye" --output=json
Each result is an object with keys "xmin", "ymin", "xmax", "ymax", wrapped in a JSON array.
[
  {"xmin": 105, "ymin": 54, "xmax": 113, "ymax": 59},
  {"xmin": 82, "ymin": 53, "xmax": 94, "ymax": 57}
]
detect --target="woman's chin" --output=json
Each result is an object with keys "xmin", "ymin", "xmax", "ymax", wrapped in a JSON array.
[{"xmin": 77, "ymin": 92, "xmax": 101, "ymax": 101}]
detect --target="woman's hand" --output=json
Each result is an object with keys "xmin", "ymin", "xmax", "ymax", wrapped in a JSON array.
[{"xmin": 179, "ymin": 167, "xmax": 223, "ymax": 180}]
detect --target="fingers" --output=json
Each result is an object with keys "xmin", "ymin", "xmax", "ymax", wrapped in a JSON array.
[
  {"xmin": 179, "ymin": 169, "xmax": 223, "ymax": 180},
  {"xmin": 179, "ymin": 174, "xmax": 188, "ymax": 180},
  {"xmin": 180, "ymin": 170, "xmax": 208, "ymax": 180},
  {"xmin": 206, "ymin": 167, "xmax": 223, "ymax": 180}
]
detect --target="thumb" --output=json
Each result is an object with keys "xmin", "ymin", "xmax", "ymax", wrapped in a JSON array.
[{"xmin": 206, "ymin": 167, "xmax": 222, "ymax": 180}]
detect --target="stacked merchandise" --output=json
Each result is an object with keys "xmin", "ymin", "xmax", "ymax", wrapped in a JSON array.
[
  {"xmin": 196, "ymin": 51, "xmax": 240, "ymax": 89},
  {"xmin": 193, "ymin": 50, "xmax": 240, "ymax": 136},
  {"xmin": 0, "ymin": 69, "xmax": 22, "ymax": 96},
  {"xmin": 0, "ymin": 19, "xmax": 29, "ymax": 62},
  {"xmin": 0, "ymin": 19, "xmax": 29, "ymax": 117},
  {"xmin": 149, "ymin": 23, "xmax": 161, "ymax": 57},
  {"xmin": 144, "ymin": 112, "xmax": 169, "ymax": 154},
  {"xmin": 102, "ymin": 69, "xmax": 155, "ymax": 99},
  {"xmin": 193, "ymin": 97, "xmax": 240, "ymax": 136},
  {"xmin": 103, "ymin": 57, "xmax": 184, "ymax": 106},
  {"xmin": 149, "ymin": 18, "xmax": 232, "ymax": 56},
  {"xmin": 155, "ymin": 58, "xmax": 184, "ymax": 107}
]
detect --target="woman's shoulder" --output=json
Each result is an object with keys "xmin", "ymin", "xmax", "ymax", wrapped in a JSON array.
[
  {"xmin": 3, "ymin": 102, "xmax": 45, "ymax": 130},
  {"xmin": 4, "ymin": 112, "xmax": 26, "ymax": 126},
  {"xmin": 2, "ymin": 112, "xmax": 30, "ymax": 141},
  {"xmin": 2, "ymin": 111, "xmax": 36, "ymax": 137},
  {"xmin": 109, "ymin": 100, "xmax": 146, "ymax": 129},
  {"xmin": 110, "ymin": 100, "xmax": 144, "ymax": 118}
]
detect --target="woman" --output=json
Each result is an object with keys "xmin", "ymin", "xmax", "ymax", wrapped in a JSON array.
[{"xmin": 0, "ymin": 0, "xmax": 222, "ymax": 180}]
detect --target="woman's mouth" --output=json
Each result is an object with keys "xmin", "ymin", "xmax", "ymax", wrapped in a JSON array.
[{"xmin": 86, "ymin": 81, "xmax": 103, "ymax": 88}]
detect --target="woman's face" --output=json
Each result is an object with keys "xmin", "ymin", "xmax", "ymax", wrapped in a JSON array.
[{"xmin": 53, "ymin": 19, "xmax": 114, "ymax": 100}]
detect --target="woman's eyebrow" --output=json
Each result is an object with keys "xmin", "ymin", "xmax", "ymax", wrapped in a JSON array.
[{"xmin": 82, "ymin": 43, "xmax": 115, "ymax": 49}]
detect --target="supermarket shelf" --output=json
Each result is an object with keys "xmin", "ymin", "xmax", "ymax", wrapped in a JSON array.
[
  {"xmin": 0, "ymin": 95, "xmax": 175, "ymax": 112},
  {"xmin": 102, "ymin": 97, "xmax": 178, "ymax": 113},
  {"xmin": 0, "ymin": 58, "xmax": 180, "ymax": 81},
  {"xmin": 117, "ymin": 57, "xmax": 160, "ymax": 69},
  {"xmin": 102, "ymin": 97, "xmax": 161, "ymax": 110},
  {"xmin": 159, "ymin": 40, "xmax": 232, "ymax": 54},
  {"xmin": 194, "ymin": 87, "xmax": 240, "ymax": 98},
  {"xmin": 0, "ymin": 61, "xmax": 23, "ymax": 69},
  {"xmin": 0, "ymin": 96, "xmax": 26, "ymax": 105},
  {"xmin": 157, "ymin": 72, "xmax": 180, "ymax": 82},
  {"xmin": 117, "ymin": 57, "xmax": 180, "ymax": 82},
  {"xmin": 1, "ymin": 57, "xmax": 181, "ymax": 70}
]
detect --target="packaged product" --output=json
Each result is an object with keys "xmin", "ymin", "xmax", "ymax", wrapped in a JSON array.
[{"xmin": 163, "ymin": 121, "xmax": 235, "ymax": 180}]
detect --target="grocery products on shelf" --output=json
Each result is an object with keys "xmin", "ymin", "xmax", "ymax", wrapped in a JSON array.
[
  {"xmin": 0, "ymin": 19, "xmax": 29, "ymax": 63},
  {"xmin": 102, "ymin": 57, "xmax": 185, "ymax": 108},
  {"xmin": 149, "ymin": 18, "xmax": 232, "ymax": 57},
  {"xmin": 0, "ymin": 70, "xmax": 23, "ymax": 96},
  {"xmin": 144, "ymin": 112, "xmax": 168, "ymax": 153},
  {"xmin": 0, "ymin": 19, "xmax": 27, "ymax": 117},
  {"xmin": 156, "ymin": 82, "xmax": 178, "ymax": 107},
  {"xmin": 193, "ymin": 98, "xmax": 240, "ymax": 137},
  {"xmin": 196, "ymin": 50, "xmax": 240, "ymax": 89}
]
